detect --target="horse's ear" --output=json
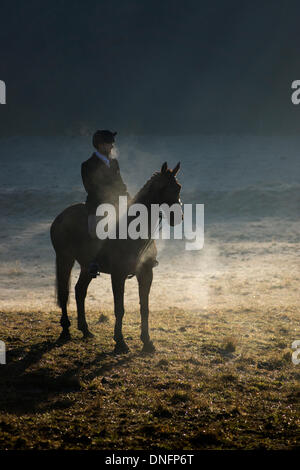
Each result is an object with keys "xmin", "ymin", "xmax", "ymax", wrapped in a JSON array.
[
  {"xmin": 172, "ymin": 162, "xmax": 180, "ymax": 176},
  {"xmin": 161, "ymin": 162, "xmax": 168, "ymax": 173}
]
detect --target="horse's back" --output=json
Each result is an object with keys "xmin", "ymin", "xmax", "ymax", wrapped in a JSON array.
[
  {"xmin": 50, "ymin": 203, "xmax": 105, "ymax": 266},
  {"xmin": 51, "ymin": 203, "xmax": 87, "ymax": 253}
]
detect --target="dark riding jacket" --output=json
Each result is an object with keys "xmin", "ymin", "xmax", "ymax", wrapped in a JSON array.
[{"xmin": 81, "ymin": 153, "xmax": 129, "ymax": 214}]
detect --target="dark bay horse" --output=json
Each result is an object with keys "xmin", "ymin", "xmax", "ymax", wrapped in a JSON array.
[{"xmin": 50, "ymin": 162, "xmax": 182, "ymax": 353}]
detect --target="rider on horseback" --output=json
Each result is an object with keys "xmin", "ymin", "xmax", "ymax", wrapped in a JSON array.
[
  {"xmin": 81, "ymin": 129, "xmax": 130, "ymax": 237},
  {"xmin": 81, "ymin": 130, "xmax": 158, "ymax": 277}
]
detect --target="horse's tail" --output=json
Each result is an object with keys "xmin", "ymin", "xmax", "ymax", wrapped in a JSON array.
[
  {"xmin": 50, "ymin": 212, "xmax": 75, "ymax": 308},
  {"xmin": 55, "ymin": 254, "xmax": 74, "ymax": 308}
]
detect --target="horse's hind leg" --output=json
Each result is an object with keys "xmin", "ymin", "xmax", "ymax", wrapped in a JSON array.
[
  {"xmin": 137, "ymin": 264, "xmax": 155, "ymax": 353},
  {"xmin": 75, "ymin": 267, "xmax": 93, "ymax": 339},
  {"xmin": 56, "ymin": 254, "xmax": 75, "ymax": 341}
]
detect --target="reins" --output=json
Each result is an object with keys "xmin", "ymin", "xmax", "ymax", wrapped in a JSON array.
[{"xmin": 127, "ymin": 211, "xmax": 163, "ymax": 279}]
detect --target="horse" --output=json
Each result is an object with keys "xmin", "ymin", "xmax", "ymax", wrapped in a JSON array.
[{"xmin": 50, "ymin": 161, "xmax": 182, "ymax": 354}]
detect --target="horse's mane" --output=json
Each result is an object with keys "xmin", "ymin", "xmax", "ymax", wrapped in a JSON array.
[
  {"xmin": 131, "ymin": 171, "xmax": 161, "ymax": 204},
  {"xmin": 131, "ymin": 168, "xmax": 180, "ymax": 205}
]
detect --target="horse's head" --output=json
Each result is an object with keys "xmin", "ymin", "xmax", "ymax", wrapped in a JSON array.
[
  {"xmin": 133, "ymin": 161, "xmax": 183, "ymax": 227},
  {"xmin": 156, "ymin": 161, "xmax": 183, "ymax": 226}
]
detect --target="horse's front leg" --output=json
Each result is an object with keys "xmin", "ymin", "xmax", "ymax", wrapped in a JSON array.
[
  {"xmin": 111, "ymin": 273, "xmax": 129, "ymax": 354},
  {"xmin": 137, "ymin": 264, "xmax": 155, "ymax": 353},
  {"xmin": 75, "ymin": 267, "xmax": 93, "ymax": 339}
]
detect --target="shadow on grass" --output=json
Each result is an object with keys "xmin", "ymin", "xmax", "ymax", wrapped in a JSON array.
[{"xmin": 0, "ymin": 336, "xmax": 139, "ymax": 415}]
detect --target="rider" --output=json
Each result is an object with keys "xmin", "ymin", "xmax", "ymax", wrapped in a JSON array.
[
  {"xmin": 82, "ymin": 129, "xmax": 130, "ymax": 238},
  {"xmin": 81, "ymin": 129, "xmax": 158, "ymax": 277}
]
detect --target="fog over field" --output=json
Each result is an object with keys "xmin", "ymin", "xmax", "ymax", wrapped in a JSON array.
[
  {"xmin": 0, "ymin": 136, "xmax": 300, "ymax": 313},
  {"xmin": 0, "ymin": 134, "xmax": 299, "ymax": 314}
]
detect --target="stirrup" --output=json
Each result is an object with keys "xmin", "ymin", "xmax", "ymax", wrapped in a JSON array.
[{"xmin": 89, "ymin": 262, "xmax": 101, "ymax": 278}]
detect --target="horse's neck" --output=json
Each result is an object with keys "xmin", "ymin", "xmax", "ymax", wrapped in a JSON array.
[
  {"xmin": 132, "ymin": 179, "xmax": 160, "ymax": 208},
  {"xmin": 129, "ymin": 182, "xmax": 161, "ymax": 239}
]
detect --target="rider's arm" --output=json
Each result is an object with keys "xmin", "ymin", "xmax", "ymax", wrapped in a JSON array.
[
  {"xmin": 111, "ymin": 159, "xmax": 130, "ymax": 198},
  {"xmin": 81, "ymin": 160, "xmax": 101, "ymax": 195}
]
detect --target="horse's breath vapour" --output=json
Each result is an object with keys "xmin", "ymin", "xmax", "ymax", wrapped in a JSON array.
[{"xmin": 95, "ymin": 196, "xmax": 204, "ymax": 251}]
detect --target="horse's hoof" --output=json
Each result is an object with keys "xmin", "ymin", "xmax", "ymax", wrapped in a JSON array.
[
  {"xmin": 114, "ymin": 341, "xmax": 130, "ymax": 355},
  {"xmin": 142, "ymin": 341, "xmax": 156, "ymax": 353},
  {"xmin": 82, "ymin": 330, "xmax": 94, "ymax": 339},
  {"xmin": 57, "ymin": 331, "xmax": 71, "ymax": 343}
]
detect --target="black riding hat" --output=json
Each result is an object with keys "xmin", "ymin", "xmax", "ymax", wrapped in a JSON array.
[{"xmin": 93, "ymin": 130, "xmax": 117, "ymax": 148}]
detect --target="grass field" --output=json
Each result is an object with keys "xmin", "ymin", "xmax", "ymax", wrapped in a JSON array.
[
  {"xmin": 0, "ymin": 302, "xmax": 299, "ymax": 450},
  {"xmin": 1, "ymin": 218, "xmax": 300, "ymax": 450}
]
